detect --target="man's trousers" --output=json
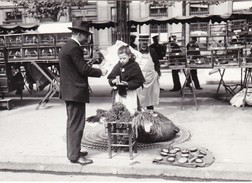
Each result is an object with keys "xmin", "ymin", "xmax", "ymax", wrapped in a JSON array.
[
  {"xmin": 171, "ymin": 69, "xmax": 181, "ymax": 89},
  {"xmin": 65, "ymin": 101, "xmax": 86, "ymax": 161},
  {"xmin": 187, "ymin": 69, "xmax": 201, "ymax": 89}
]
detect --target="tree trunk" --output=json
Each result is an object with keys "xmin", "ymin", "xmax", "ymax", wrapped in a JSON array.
[{"xmin": 116, "ymin": 0, "xmax": 129, "ymax": 44}]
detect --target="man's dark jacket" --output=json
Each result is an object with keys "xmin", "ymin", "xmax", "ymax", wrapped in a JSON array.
[
  {"xmin": 149, "ymin": 43, "xmax": 166, "ymax": 60},
  {"xmin": 59, "ymin": 39, "xmax": 102, "ymax": 103},
  {"xmin": 149, "ymin": 48, "xmax": 161, "ymax": 76}
]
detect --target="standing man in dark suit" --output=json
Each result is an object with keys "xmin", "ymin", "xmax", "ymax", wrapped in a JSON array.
[
  {"xmin": 149, "ymin": 35, "xmax": 166, "ymax": 61},
  {"xmin": 130, "ymin": 35, "xmax": 138, "ymax": 50},
  {"xmin": 168, "ymin": 36, "xmax": 183, "ymax": 91},
  {"xmin": 59, "ymin": 20, "xmax": 107, "ymax": 165},
  {"xmin": 186, "ymin": 37, "xmax": 202, "ymax": 90},
  {"xmin": 149, "ymin": 35, "xmax": 166, "ymax": 90}
]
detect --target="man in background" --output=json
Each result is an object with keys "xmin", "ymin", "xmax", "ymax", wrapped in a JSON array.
[
  {"xmin": 186, "ymin": 36, "xmax": 202, "ymax": 90},
  {"xmin": 150, "ymin": 35, "xmax": 166, "ymax": 90},
  {"xmin": 130, "ymin": 35, "xmax": 138, "ymax": 50},
  {"xmin": 168, "ymin": 35, "xmax": 184, "ymax": 91},
  {"xmin": 150, "ymin": 35, "xmax": 166, "ymax": 61}
]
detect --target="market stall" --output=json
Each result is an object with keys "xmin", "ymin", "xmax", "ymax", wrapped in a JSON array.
[
  {"xmin": 128, "ymin": 12, "xmax": 252, "ymax": 108},
  {"xmin": 0, "ymin": 20, "xmax": 115, "ymax": 109}
]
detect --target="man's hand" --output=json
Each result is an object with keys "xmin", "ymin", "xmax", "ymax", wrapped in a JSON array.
[
  {"xmin": 118, "ymin": 81, "xmax": 128, "ymax": 86},
  {"xmin": 87, "ymin": 59, "xmax": 94, "ymax": 66},
  {"xmin": 112, "ymin": 79, "xmax": 117, "ymax": 84},
  {"xmin": 101, "ymin": 68, "xmax": 108, "ymax": 76}
]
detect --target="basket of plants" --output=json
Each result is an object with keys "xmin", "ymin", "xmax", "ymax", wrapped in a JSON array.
[{"xmin": 153, "ymin": 146, "xmax": 215, "ymax": 168}]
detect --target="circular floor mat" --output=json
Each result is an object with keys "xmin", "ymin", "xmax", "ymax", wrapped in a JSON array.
[{"xmin": 81, "ymin": 123, "xmax": 190, "ymax": 151}]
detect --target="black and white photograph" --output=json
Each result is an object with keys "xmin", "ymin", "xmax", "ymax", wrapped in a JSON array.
[{"xmin": 0, "ymin": 0, "xmax": 252, "ymax": 182}]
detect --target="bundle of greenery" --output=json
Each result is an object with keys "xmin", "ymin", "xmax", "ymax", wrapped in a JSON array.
[
  {"xmin": 86, "ymin": 108, "xmax": 108, "ymax": 123},
  {"xmin": 131, "ymin": 111, "xmax": 180, "ymax": 143},
  {"xmin": 105, "ymin": 102, "xmax": 133, "ymax": 122},
  {"xmin": 86, "ymin": 102, "xmax": 132, "ymax": 123}
]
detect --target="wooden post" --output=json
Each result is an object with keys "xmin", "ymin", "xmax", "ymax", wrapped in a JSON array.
[
  {"xmin": 116, "ymin": 0, "xmax": 129, "ymax": 44},
  {"xmin": 182, "ymin": 1, "xmax": 186, "ymax": 47}
]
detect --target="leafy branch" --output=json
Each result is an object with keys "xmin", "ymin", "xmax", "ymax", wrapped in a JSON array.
[{"xmin": 12, "ymin": 0, "xmax": 88, "ymax": 22}]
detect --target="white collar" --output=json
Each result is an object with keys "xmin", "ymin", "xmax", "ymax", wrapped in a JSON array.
[{"xmin": 71, "ymin": 37, "xmax": 81, "ymax": 46}]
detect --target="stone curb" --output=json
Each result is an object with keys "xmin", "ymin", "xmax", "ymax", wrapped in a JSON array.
[{"xmin": 0, "ymin": 160, "xmax": 251, "ymax": 181}]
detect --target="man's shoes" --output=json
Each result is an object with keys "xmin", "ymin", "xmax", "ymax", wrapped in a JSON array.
[
  {"xmin": 169, "ymin": 88, "xmax": 181, "ymax": 92},
  {"xmin": 70, "ymin": 156, "xmax": 93, "ymax": 165},
  {"xmin": 80, "ymin": 151, "xmax": 88, "ymax": 157},
  {"xmin": 196, "ymin": 87, "xmax": 203, "ymax": 90}
]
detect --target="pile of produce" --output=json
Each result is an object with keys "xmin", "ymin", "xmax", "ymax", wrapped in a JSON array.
[{"xmin": 86, "ymin": 102, "xmax": 180, "ymax": 143}]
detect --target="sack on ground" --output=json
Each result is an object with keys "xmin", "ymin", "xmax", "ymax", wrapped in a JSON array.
[
  {"xmin": 230, "ymin": 88, "xmax": 252, "ymax": 107},
  {"xmin": 245, "ymin": 89, "xmax": 252, "ymax": 105}
]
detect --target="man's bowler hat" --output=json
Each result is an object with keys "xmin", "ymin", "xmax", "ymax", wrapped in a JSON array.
[{"xmin": 68, "ymin": 20, "xmax": 92, "ymax": 34}]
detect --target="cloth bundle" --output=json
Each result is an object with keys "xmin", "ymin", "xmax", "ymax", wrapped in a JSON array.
[{"xmin": 230, "ymin": 88, "xmax": 252, "ymax": 107}]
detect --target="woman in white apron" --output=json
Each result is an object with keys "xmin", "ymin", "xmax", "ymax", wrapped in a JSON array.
[{"xmin": 137, "ymin": 41, "xmax": 160, "ymax": 110}]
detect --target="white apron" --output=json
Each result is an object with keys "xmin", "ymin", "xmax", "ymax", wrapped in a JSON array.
[
  {"xmin": 114, "ymin": 90, "xmax": 138, "ymax": 114},
  {"xmin": 137, "ymin": 53, "xmax": 160, "ymax": 107}
]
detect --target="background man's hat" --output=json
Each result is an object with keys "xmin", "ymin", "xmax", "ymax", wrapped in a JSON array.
[
  {"xmin": 190, "ymin": 36, "xmax": 198, "ymax": 40},
  {"xmin": 190, "ymin": 35, "xmax": 198, "ymax": 38},
  {"xmin": 68, "ymin": 20, "xmax": 92, "ymax": 34},
  {"xmin": 130, "ymin": 34, "xmax": 136, "ymax": 38},
  {"xmin": 139, "ymin": 34, "xmax": 150, "ymax": 42},
  {"xmin": 152, "ymin": 35, "xmax": 159, "ymax": 39}
]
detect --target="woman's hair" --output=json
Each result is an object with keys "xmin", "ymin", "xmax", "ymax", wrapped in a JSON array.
[{"xmin": 118, "ymin": 45, "xmax": 136, "ymax": 60}]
